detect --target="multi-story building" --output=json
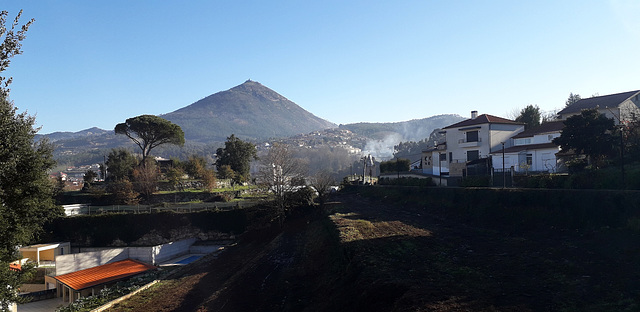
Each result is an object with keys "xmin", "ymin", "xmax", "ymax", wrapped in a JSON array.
[{"xmin": 427, "ymin": 111, "xmax": 524, "ymax": 177}]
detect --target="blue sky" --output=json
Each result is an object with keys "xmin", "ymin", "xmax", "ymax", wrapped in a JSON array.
[{"xmin": 3, "ymin": 1, "xmax": 640, "ymax": 134}]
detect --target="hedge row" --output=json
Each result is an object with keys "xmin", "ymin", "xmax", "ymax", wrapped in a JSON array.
[
  {"xmin": 346, "ymin": 185, "xmax": 640, "ymax": 232},
  {"xmin": 42, "ymin": 209, "xmax": 249, "ymax": 247}
]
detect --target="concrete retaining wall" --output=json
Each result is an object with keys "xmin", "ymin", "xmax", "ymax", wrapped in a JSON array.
[
  {"xmin": 190, "ymin": 244, "xmax": 223, "ymax": 254},
  {"xmin": 153, "ymin": 238, "xmax": 197, "ymax": 264},
  {"xmin": 56, "ymin": 248, "xmax": 128, "ymax": 275},
  {"xmin": 56, "ymin": 238, "xmax": 199, "ymax": 275}
]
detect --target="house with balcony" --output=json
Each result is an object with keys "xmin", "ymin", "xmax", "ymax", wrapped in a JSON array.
[
  {"xmin": 490, "ymin": 121, "xmax": 564, "ymax": 173},
  {"xmin": 557, "ymin": 90, "xmax": 640, "ymax": 124},
  {"xmin": 430, "ymin": 111, "xmax": 524, "ymax": 178}
]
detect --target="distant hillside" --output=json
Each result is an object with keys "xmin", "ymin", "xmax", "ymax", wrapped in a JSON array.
[
  {"xmin": 36, "ymin": 127, "xmax": 110, "ymax": 142},
  {"xmin": 161, "ymin": 80, "xmax": 336, "ymax": 142},
  {"xmin": 339, "ymin": 114, "xmax": 465, "ymax": 142}
]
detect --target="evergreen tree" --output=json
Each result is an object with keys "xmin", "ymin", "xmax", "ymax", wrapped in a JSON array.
[
  {"xmin": 565, "ymin": 92, "xmax": 582, "ymax": 107},
  {"xmin": 115, "ymin": 115, "xmax": 185, "ymax": 165},
  {"xmin": 553, "ymin": 108, "xmax": 616, "ymax": 169},
  {"xmin": 515, "ymin": 105, "xmax": 541, "ymax": 129},
  {"xmin": 0, "ymin": 10, "xmax": 62, "ymax": 310},
  {"xmin": 215, "ymin": 134, "xmax": 258, "ymax": 182}
]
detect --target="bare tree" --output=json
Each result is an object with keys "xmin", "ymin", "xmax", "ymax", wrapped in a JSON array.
[
  {"xmin": 309, "ymin": 170, "xmax": 336, "ymax": 206},
  {"xmin": 132, "ymin": 158, "xmax": 158, "ymax": 199},
  {"xmin": 257, "ymin": 143, "xmax": 307, "ymax": 213}
]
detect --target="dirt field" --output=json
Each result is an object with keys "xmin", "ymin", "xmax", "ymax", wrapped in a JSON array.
[{"xmin": 109, "ymin": 188, "xmax": 640, "ymax": 311}]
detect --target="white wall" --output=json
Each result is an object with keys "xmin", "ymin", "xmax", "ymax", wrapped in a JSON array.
[
  {"xmin": 56, "ymin": 248, "xmax": 128, "ymax": 275},
  {"xmin": 56, "ymin": 238, "xmax": 199, "ymax": 275},
  {"xmin": 152, "ymin": 238, "xmax": 197, "ymax": 264}
]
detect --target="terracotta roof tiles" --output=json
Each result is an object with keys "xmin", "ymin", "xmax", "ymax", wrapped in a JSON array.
[
  {"xmin": 442, "ymin": 114, "xmax": 522, "ymax": 129},
  {"xmin": 55, "ymin": 259, "xmax": 155, "ymax": 291}
]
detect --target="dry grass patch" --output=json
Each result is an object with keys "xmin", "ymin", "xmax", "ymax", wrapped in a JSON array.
[{"xmin": 330, "ymin": 212, "xmax": 431, "ymax": 243}]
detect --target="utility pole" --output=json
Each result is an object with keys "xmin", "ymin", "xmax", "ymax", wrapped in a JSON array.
[
  {"xmin": 501, "ymin": 142, "xmax": 506, "ymax": 188},
  {"xmin": 621, "ymin": 126, "xmax": 625, "ymax": 188}
]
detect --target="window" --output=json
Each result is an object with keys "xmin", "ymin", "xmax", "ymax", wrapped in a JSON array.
[
  {"xmin": 467, "ymin": 150, "xmax": 479, "ymax": 161},
  {"xmin": 515, "ymin": 138, "xmax": 531, "ymax": 145},
  {"xmin": 466, "ymin": 131, "xmax": 479, "ymax": 142},
  {"xmin": 449, "ymin": 152, "xmax": 453, "ymax": 163},
  {"xmin": 526, "ymin": 154, "xmax": 532, "ymax": 166},
  {"xmin": 439, "ymin": 153, "xmax": 446, "ymax": 161}
]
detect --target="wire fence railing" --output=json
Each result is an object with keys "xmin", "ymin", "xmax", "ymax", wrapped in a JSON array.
[{"xmin": 63, "ymin": 200, "xmax": 260, "ymax": 215}]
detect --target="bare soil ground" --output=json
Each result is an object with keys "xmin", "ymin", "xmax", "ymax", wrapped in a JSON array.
[{"xmin": 109, "ymin": 189, "xmax": 640, "ymax": 312}]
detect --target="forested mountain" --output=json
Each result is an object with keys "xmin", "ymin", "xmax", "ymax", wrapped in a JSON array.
[
  {"xmin": 161, "ymin": 80, "xmax": 336, "ymax": 142},
  {"xmin": 35, "ymin": 127, "xmax": 110, "ymax": 142}
]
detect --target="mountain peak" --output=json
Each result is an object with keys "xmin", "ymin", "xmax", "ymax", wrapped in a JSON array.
[{"xmin": 162, "ymin": 81, "xmax": 336, "ymax": 142}]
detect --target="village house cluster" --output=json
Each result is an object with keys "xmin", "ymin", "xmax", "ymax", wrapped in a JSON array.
[{"xmin": 419, "ymin": 90, "xmax": 640, "ymax": 184}]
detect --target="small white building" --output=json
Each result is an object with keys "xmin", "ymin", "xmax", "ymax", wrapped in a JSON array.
[
  {"xmin": 491, "ymin": 121, "xmax": 564, "ymax": 173},
  {"xmin": 19, "ymin": 242, "xmax": 71, "ymax": 267}
]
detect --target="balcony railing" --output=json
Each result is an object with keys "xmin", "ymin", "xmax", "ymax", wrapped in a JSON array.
[
  {"xmin": 458, "ymin": 137, "xmax": 481, "ymax": 147},
  {"xmin": 458, "ymin": 137, "xmax": 482, "ymax": 144}
]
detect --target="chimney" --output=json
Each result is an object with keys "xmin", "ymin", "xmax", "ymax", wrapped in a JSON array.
[{"xmin": 471, "ymin": 111, "xmax": 478, "ymax": 119}]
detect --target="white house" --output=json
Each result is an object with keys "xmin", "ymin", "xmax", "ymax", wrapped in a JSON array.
[
  {"xmin": 432, "ymin": 111, "xmax": 525, "ymax": 177},
  {"xmin": 490, "ymin": 121, "xmax": 564, "ymax": 173}
]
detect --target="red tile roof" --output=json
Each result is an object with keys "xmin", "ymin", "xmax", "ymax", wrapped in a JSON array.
[
  {"xmin": 442, "ymin": 114, "xmax": 522, "ymax": 129},
  {"xmin": 9, "ymin": 262, "xmax": 21, "ymax": 271},
  {"xmin": 55, "ymin": 259, "xmax": 156, "ymax": 291}
]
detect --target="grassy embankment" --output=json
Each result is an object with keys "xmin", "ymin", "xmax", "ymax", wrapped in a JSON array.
[{"xmin": 84, "ymin": 186, "xmax": 640, "ymax": 311}]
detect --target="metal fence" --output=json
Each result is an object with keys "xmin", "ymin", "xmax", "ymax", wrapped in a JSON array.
[
  {"xmin": 64, "ymin": 200, "xmax": 260, "ymax": 216},
  {"xmin": 19, "ymin": 288, "xmax": 57, "ymax": 301}
]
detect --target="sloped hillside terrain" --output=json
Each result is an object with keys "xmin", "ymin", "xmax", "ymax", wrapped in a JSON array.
[
  {"xmin": 109, "ymin": 188, "xmax": 640, "ymax": 312},
  {"xmin": 162, "ymin": 80, "xmax": 336, "ymax": 142},
  {"xmin": 338, "ymin": 114, "xmax": 464, "ymax": 142}
]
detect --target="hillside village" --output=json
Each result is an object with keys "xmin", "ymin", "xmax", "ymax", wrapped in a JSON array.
[
  {"xmin": 5, "ymin": 2, "xmax": 640, "ymax": 311},
  {"xmin": 380, "ymin": 90, "xmax": 640, "ymax": 187},
  {"xmin": 8, "ymin": 88, "xmax": 640, "ymax": 311}
]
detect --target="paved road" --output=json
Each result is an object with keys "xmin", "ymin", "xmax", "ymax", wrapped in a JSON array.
[{"xmin": 18, "ymin": 298, "xmax": 66, "ymax": 312}]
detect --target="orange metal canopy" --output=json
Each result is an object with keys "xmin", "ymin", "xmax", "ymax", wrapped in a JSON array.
[{"xmin": 55, "ymin": 259, "xmax": 156, "ymax": 291}]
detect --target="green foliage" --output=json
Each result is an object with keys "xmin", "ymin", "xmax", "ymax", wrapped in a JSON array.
[
  {"xmin": 513, "ymin": 174, "xmax": 568, "ymax": 189},
  {"xmin": 515, "ymin": 104, "xmax": 541, "ymax": 129},
  {"xmin": 378, "ymin": 177, "xmax": 435, "ymax": 187},
  {"xmin": 164, "ymin": 167, "xmax": 184, "ymax": 189},
  {"xmin": 379, "ymin": 159, "xmax": 410, "ymax": 173},
  {"xmin": 83, "ymin": 169, "xmax": 97, "ymax": 184},
  {"xmin": 56, "ymin": 270, "xmax": 162, "ymax": 312},
  {"xmin": 346, "ymin": 185, "xmax": 640, "ymax": 232},
  {"xmin": 553, "ymin": 109, "xmax": 617, "ymax": 169},
  {"xmin": 217, "ymin": 164, "xmax": 236, "ymax": 180},
  {"xmin": 44, "ymin": 210, "xmax": 248, "ymax": 246},
  {"xmin": 284, "ymin": 186, "xmax": 316, "ymax": 208},
  {"xmin": 0, "ymin": 10, "xmax": 33, "ymax": 98},
  {"xmin": 215, "ymin": 134, "xmax": 257, "ymax": 181},
  {"xmin": 183, "ymin": 155, "xmax": 207, "ymax": 179},
  {"xmin": 565, "ymin": 92, "xmax": 582, "ymax": 107},
  {"xmin": 107, "ymin": 179, "xmax": 140, "ymax": 205},
  {"xmin": 0, "ymin": 10, "xmax": 62, "ymax": 307},
  {"xmin": 459, "ymin": 176, "xmax": 491, "ymax": 187},
  {"xmin": 115, "ymin": 115, "xmax": 185, "ymax": 163},
  {"xmin": 105, "ymin": 148, "xmax": 138, "ymax": 181}
]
